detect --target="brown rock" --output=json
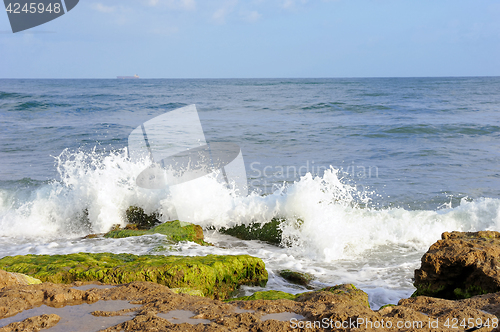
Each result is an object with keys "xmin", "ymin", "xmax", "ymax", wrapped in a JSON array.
[
  {"xmin": 0, "ymin": 270, "xmax": 19, "ymax": 290},
  {"xmin": 2, "ymin": 280, "xmax": 500, "ymax": 331},
  {"xmin": 0, "ymin": 314, "xmax": 60, "ymax": 332},
  {"xmin": 414, "ymin": 231, "xmax": 500, "ymax": 299},
  {"xmin": 0, "ymin": 270, "xmax": 41, "ymax": 290},
  {"xmin": 296, "ymin": 284, "xmax": 370, "ymax": 308}
]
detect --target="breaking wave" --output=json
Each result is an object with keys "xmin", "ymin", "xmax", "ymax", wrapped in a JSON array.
[{"xmin": 1, "ymin": 148, "xmax": 499, "ymax": 262}]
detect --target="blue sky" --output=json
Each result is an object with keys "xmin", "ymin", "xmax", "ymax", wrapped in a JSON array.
[{"xmin": 1, "ymin": 0, "xmax": 499, "ymax": 78}]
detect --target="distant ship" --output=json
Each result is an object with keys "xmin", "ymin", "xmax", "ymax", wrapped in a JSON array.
[{"xmin": 117, "ymin": 74, "xmax": 139, "ymax": 79}]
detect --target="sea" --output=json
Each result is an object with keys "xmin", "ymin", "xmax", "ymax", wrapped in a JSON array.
[{"xmin": 1, "ymin": 77, "xmax": 499, "ymax": 309}]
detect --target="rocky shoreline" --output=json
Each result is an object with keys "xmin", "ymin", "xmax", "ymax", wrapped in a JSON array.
[
  {"xmin": 2, "ymin": 220, "xmax": 500, "ymax": 331},
  {"xmin": 2, "ymin": 277, "xmax": 500, "ymax": 331}
]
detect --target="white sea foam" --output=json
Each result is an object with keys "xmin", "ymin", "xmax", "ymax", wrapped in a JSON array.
[
  {"xmin": 165, "ymin": 163, "xmax": 500, "ymax": 261},
  {"xmin": 0, "ymin": 148, "xmax": 172, "ymax": 237},
  {"xmin": 1, "ymin": 148, "xmax": 500, "ymax": 265}
]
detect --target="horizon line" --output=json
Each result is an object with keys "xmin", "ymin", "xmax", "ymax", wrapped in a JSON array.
[{"xmin": 1, "ymin": 75, "xmax": 499, "ymax": 80}]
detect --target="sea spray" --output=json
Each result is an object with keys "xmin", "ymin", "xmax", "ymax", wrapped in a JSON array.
[
  {"xmin": 0, "ymin": 148, "xmax": 171, "ymax": 238},
  {"xmin": 1, "ymin": 148, "xmax": 500, "ymax": 265}
]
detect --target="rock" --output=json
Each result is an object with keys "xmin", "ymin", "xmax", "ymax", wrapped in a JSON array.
[
  {"xmin": 414, "ymin": 231, "xmax": 500, "ymax": 299},
  {"xmin": 0, "ymin": 269, "xmax": 41, "ymax": 289},
  {"xmin": 230, "ymin": 284, "xmax": 376, "ymax": 331},
  {"xmin": 398, "ymin": 293, "xmax": 500, "ymax": 331},
  {"xmin": 104, "ymin": 220, "xmax": 210, "ymax": 246},
  {"xmin": 0, "ymin": 314, "xmax": 60, "ymax": 332},
  {"xmin": 279, "ymin": 269, "xmax": 314, "ymax": 287},
  {"xmin": 219, "ymin": 218, "xmax": 284, "ymax": 245},
  {"xmin": 83, "ymin": 233, "xmax": 99, "ymax": 239},
  {"xmin": 0, "ymin": 253, "xmax": 268, "ymax": 300},
  {"xmin": 170, "ymin": 288, "xmax": 205, "ymax": 297},
  {"xmin": 231, "ymin": 290, "xmax": 298, "ymax": 301},
  {"xmin": 231, "ymin": 284, "xmax": 370, "ymax": 308},
  {"xmin": 296, "ymin": 284, "xmax": 371, "ymax": 308},
  {"xmin": 125, "ymin": 206, "xmax": 161, "ymax": 229},
  {"xmin": 377, "ymin": 304, "xmax": 396, "ymax": 313},
  {"xmin": 1, "ymin": 281, "xmax": 500, "ymax": 331}
]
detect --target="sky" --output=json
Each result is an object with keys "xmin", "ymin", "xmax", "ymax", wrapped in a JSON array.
[{"xmin": 1, "ymin": 0, "xmax": 500, "ymax": 78}]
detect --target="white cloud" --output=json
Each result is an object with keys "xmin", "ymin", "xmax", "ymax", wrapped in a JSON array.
[
  {"xmin": 282, "ymin": 0, "xmax": 294, "ymax": 9},
  {"xmin": 145, "ymin": 0, "xmax": 196, "ymax": 11},
  {"xmin": 243, "ymin": 10, "xmax": 262, "ymax": 23},
  {"xmin": 212, "ymin": 0, "xmax": 238, "ymax": 24},
  {"xmin": 281, "ymin": 0, "xmax": 308, "ymax": 10},
  {"xmin": 180, "ymin": 0, "xmax": 196, "ymax": 10},
  {"xmin": 91, "ymin": 3, "xmax": 116, "ymax": 13}
]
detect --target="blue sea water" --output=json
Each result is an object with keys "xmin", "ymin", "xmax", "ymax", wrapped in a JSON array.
[{"xmin": 1, "ymin": 77, "xmax": 500, "ymax": 308}]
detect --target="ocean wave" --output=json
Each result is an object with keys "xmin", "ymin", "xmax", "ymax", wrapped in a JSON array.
[
  {"xmin": 0, "ymin": 148, "xmax": 499, "ymax": 263},
  {"xmin": 383, "ymin": 124, "xmax": 500, "ymax": 135},
  {"xmin": 0, "ymin": 91, "xmax": 31, "ymax": 100}
]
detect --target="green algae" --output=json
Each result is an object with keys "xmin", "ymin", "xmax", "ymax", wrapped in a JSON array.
[
  {"xmin": 220, "ymin": 218, "xmax": 304, "ymax": 246},
  {"xmin": 411, "ymin": 283, "xmax": 446, "ymax": 298},
  {"xmin": 453, "ymin": 285, "xmax": 490, "ymax": 299},
  {"xmin": 229, "ymin": 284, "xmax": 370, "ymax": 308},
  {"xmin": 230, "ymin": 290, "xmax": 298, "ymax": 301},
  {"xmin": 220, "ymin": 218, "xmax": 284, "ymax": 245},
  {"xmin": 104, "ymin": 220, "xmax": 210, "ymax": 246},
  {"xmin": 171, "ymin": 287, "xmax": 205, "ymax": 297},
  {"xmin": 18, "ymin": 273, "xmax": 42, "ymax": 285},
  {"xmin": 0, "ymin": 253, "xmax": 268, "ymax": 300},
  {"xmin": 125, "ymin": 206, "xmax": 160, "ymax": 229},
  {"xmin": 3, "ymin": 271, "xmax": 42, "ymax": 286},
  {"xmin": 379, "ymin": 304, "xmax": 396, "ymax": 310},
  {"xmin": 296, "ymin": 284, "xmax": 371, "ymax": 308},
  {"xmin": 414, "ymin": 282, "xmax": 493, "ymax": 300},
  {"xmin": 324, "ymin": 284, "xmax": 370, "ymax": 308}
]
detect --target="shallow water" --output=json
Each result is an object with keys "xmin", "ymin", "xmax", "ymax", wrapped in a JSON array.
[
  {"xmin": 0, "ymin": 300, "xmax": 138, "ymax": 331},
  {"xmin": 157, "ymin": 310, "xmax": 211, "ymax": 325},
  {"xmin": 233, "ymin": 307, "xmax": 255, "ymax": 314},
  {"xmin": 261, "ymin": 312, "xmax": 305, "ymax": 322}
]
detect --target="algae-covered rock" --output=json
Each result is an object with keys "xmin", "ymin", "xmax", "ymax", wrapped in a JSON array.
[
  {"xmin": 279, "ymin": 270, "xmax": 314, "ymax": 287},
  {"xmin": 220, "ymin": 218, "xmax": 303, "ymax": 246},
  {"xmin": 125, "ymin": 206, "xmax": 160, "ymax": 229},
  {"xmin": 170, "ymin": 287, "xmax": 205, "ymax": 297},
  {"xmin": 104, "ymin": 220, "xmax": 210, "ymax": 246},
  {"xmin": 230, "ymin": 284, "xmax": 370, "ymax": 309},
  {"xmin": 231, "ymin": 290, "xmax": 298, "ymax": 301},
  {"xmin": 414, "ymin": 231, "xmax": 500, "ymax": 299},
  {"xmin": 220, "ymin": 219, "xmax": 283, "ymax": 245},
  {"xmin": 0, "ymin": 253, "xmax": 268, "ymax": 300},
  {"xmin": 0, "ymin": 269, "xmax": 42, "ymax": 289},
  {"xmin": 378, "ymin": 303, "xmax": 396, "ymax": 310},
  {"xmin": 296, "ymin": 284, "xmax": 370, "ymax": 308},
  {"xmin": 2, "ymin": 280, "xmax": 499, "ymax": 332}
]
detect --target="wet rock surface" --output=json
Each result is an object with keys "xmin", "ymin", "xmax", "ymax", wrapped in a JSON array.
[
  {"xmin": 124, "ymin": 206, "xmax": 162, "ymax": 229},
  {"xmin": 5, "ymin": 231, "xmax": 500, "ymax": 330},
  {"xmin": 0, "ymin": 253, "xmax": 267, "ymax": 300},
  {"xmin": 279, "ymin": 270, "xmax": 314, "ymax": 287},
  {"xmin": 0, "ymin": 269, "xmax": 41, "ymax": 290},
  {"xmin": 1, "ymin": 281, "xmax": 500, "ymax": 331},
  {"xmin": 0, "ymin": 313, "xmax": 60, "ymax": 332},
  {"xmin": 104, "ymin": 220, "xmax": 209, "ymax": 246},
  {"xmin": 219, "ymin": 219, "xmax": 285, "ymax": 245},
  {"xmin": 414, "ymin": 231, "xmax": 500, "ymax": 299}
]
